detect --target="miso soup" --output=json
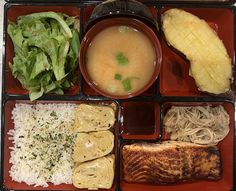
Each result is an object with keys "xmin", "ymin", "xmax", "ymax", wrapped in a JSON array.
[{"xmin": 86, "ymin": 25, "xmax": 156, "ymax": 96}]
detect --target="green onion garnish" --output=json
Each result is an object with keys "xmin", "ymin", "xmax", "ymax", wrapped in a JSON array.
[
  {"xmin": 114, "ymin": 74, "xmax": 122, "ymax": 80},
  {"xmin": 122, "ymin": 78, "xmax": 132, "ymax": 91},
  {"xmin": 116, "ymin": 52, "xmax": 129, "ymax": 66}
]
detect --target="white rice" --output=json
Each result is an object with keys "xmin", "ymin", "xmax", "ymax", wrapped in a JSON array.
[{"xmin": 8, "ymin": 103, "xmax": 77, "ymax": 187}]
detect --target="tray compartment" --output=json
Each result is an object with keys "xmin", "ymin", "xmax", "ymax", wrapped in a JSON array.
[
  {"xmin": 4, "ymin": 4, "xmax": 81, "ymax": 97},
  {"xmin": 2, "ymin": 100, "xmax": 119, "ymax": 191},
  {"xmin": 81, "ymin": 5, "xmax": 160, "ymax": 97},
  {"xmin": 120, "ymin": 101, "xmax": 160, "ymax": 140},
  {"xmin": 119, "ymin": 101, "xmax": 234, "ymax": 191},
  {"xmin": 159, "ymin": 7, "xmax": 234, "ymax": 97},
  {"xmin": 158, "ymin": 101, "xmax": 235, "ymax": 191},
  {"xmin": 1, "ymin": 2, "xmax": 235, "ymax": 191}
]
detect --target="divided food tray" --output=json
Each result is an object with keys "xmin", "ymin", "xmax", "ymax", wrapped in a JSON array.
[{"xmin": 1, "ymin": 1, "xmax": 236, "ymax": 191}]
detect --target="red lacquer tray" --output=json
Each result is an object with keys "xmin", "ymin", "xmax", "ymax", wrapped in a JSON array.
[{"xmin": 1, "ymin": 1, "xmax": 235, "ymax": 191}]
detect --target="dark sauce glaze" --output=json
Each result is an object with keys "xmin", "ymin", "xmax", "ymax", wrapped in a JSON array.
[{"xmin": 122, "ymin": 102, "xmax": 155, "ymax": 135}]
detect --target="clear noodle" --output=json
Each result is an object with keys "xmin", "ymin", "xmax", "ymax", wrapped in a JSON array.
[{"xmin": 163, "ymin": 105, "xmax": 230, "ymax": 145}]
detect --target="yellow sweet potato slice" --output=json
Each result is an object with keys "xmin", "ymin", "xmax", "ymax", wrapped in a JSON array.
[{"xmin": 162, "ymin": 8, "xmax": 232, "ymax": 94}]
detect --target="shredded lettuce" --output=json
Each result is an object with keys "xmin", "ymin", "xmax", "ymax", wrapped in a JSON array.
[{"xmin": 7, "ymin": 12, "xmax": 80, "ymax": 101}]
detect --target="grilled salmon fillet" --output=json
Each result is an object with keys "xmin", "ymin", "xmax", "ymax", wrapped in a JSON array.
[{"xmin": 122, "ymin": 141, "xmax": 221, "ymax": 184}]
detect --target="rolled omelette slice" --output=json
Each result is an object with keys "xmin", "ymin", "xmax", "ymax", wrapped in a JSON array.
[
  {"xmin": 72, "ymin": 154, "xmax": 115, "ymax": 190},
  {"xmin": 73, "ymin": 130, "xmax": 114, "ymax": 163},
  {"xmin": 162, "ymin": 8, "xmax": 232, "ymax": 94},
  {"xmin": 74, "ymin": 104, "xmax": 116, "ymax": 132}
]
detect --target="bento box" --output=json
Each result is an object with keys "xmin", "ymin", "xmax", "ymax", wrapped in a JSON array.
[{"xmin": 1, "ymin": 0, "xmax": 235, "ymax": 191}]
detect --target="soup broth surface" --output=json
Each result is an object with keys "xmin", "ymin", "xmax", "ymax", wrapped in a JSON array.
[{"xmin": 86, "ymin": 25, "xmax": 156, "ymax": 96}]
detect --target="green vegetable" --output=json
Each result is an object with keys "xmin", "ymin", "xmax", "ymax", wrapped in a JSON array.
[
  {"xmin": 7, "ymin": 12, "xmax": 80, "ymax": 101},
  {"xmin": 116, "ymin": 52, "xmax": 129, "ymax": 66},
  {"xmin": 121, "ymin": 77, "xmax": 140, "ymax": 92},
  {"xmin": 122, "ymin": 78, "xmax": 132, "ymax": 91},
  {"xmin": 114, "ymin": 73, "xmax": 122, "ymax": 80},
  {"xmin": 18, "ymin": 12, "xmax": 72, "ymax": 38}
]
